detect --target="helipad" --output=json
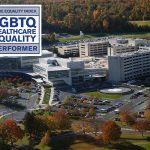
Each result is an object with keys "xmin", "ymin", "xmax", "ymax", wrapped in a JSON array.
[{"xmin": 100, "ymin": 87, "xmax": 131, "ymax": 94}]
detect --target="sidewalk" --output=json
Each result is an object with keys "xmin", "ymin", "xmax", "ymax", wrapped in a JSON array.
[
  {"xmin": 39, "ymin": 85, "xmax": 45, "ymax": 105},
  {"xmin": 49, "ymin": 87, "xmax": 54, "ymax": 106}
]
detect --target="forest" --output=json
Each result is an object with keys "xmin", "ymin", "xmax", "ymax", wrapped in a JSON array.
[{"xmin": 1, "ymin": 0, "xmax": 150, "ymax": 33}]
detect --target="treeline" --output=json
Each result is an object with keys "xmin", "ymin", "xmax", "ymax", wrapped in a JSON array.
[{"xmin": 1, "ymin": 0, "xmax": 150, "ymax": 33}]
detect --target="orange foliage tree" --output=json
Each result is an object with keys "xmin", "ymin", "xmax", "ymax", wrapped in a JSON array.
[
  {"xmin": 40, "ymin": 131, "xmax": 51, "ymax": 146},
  {"xmin": 119, "ymin": 111, "xmax": 136, "ymax": 125},
  {"xmin": 132, "ymin": 120, "xmax": 150, "ymax": 136},
  {"xmin": 144, "ymin": 109, "xmax": 150, "ymax": 121},
  {"xmin": 101, "ymin": 120, "xmax": 121, "ymax": 144},
  {"xmin": 0, "ymin": 119, "xmax": 24, "ymax": 147},
  {"xmin": 72, "ymin": 118, "xmax": 92, "ymax": 134},
  {"xmin": 52, "ymin": 108, "xmax": 71, "ymax": 132}
]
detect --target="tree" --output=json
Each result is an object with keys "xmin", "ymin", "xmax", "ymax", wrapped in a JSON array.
[
  {"xmin": 144, "ymin": 109, "xmax": 150, "ymax": 121},
  {"xmin": 40, "ymin": 131, "xmax": 50, "ymax": 146},
  {"xmin": 81, "ymin": 107, "xmax": 87, "ymax": 116},
  {"xmin": 103, "ymin": 19, "xmax": 109, "ymax": 31},
  {"xmin": 0, "ymin": 88, "xmax": 8, "ymax": 101},
  {"xmin": 89, "ymin": 106, "xmax": 96, "ymax": 118},
  {"xmin": 101, "ymin": 120, "xmax": 121, "ymax": 144},
  {"xmin": 146, "ymin": 102, "xmax": 150, "ymax": 110},
  {"xmin": 24, "ymin": 112, "xmax": 48, "ymax": 145},
  {"xmin": 119, "ymin": 111, "xmax": 136, "ymax": 125},
  {"xmin": 132, "ymin": 120, "xmax": 150, "ymax": 136},
  {"xmin": 72, "ymin": 118, "xmax": 92, "ymax": 134},
  {"xmin": 47, "ymin": 116, "xmax": 56, "ymax": 133},
  {"xmin": 52, "ymin": 109, "xmax": 71, "ymax": 132},
  {"xmin": 63, "ymin": 96, "xmax": 74, "ymax": 105},
  {"xmin": 0, "ymin": 119, "xmax": 23, "ymax": 147}
]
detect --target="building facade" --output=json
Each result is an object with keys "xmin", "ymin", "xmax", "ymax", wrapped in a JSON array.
[
  {"xmin": 79, "ymin": 41, "xmax": 110, "ymax": 57},
  {"xmin": 108, "ymin": 47, "xmax": 150, "ymax": 82},
  {"xmin": 57, "ymin": 44, "xmax": 79, "ymax": 56},
  {"xmin": 33, "ymin": 57, "xmax": 106, "ymax": 86},
  {"xmin": 107, "ymin": 45, "xmax": 138, "ymax": 56},
  {"xmin": 0, "ymin": 50, "xmax": 53, "ymax": 71}
]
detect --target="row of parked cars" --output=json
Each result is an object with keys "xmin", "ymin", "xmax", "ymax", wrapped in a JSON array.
[
  {"xmin": 53, "ymin": 88, "xmax": 60, "ymax": 102},
  {"xmin": 130, "ymin": 91, "xmax": 143, "ymax": 99},
  {"xmin": 71, "ymin": 95, "xmax": 124, "ymax": 114},
  {"xmin": 95, "ymin": 102, "xmax": 123, "ymax": 113}
]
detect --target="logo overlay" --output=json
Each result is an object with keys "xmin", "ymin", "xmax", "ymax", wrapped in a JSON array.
[{"xmin": 0, "ymin": 5, "xmax": 41, "ymax": 56}]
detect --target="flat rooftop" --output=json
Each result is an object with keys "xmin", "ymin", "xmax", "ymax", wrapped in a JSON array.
[
  {"xmin": 35, "ymin": 64, "xmax": 70, "ymax": 71},
  {"xmin": 80, "ymin": 40, "xmax": 109, "ymax": 44},
  {"xmin": 114, "ymin": 48, "xmax": 150, "ymax": 57},
  {"xmin": 42, "ymin": 50, "xmax": 53, "ymax": 55}
]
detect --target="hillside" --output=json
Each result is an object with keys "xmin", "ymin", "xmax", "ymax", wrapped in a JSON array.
[{"xmin": 1, "ymin": 0, "xmax": 150, "ymax": 34}]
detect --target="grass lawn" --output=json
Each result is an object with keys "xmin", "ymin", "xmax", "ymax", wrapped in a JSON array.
[
  {"xmin": 70, "ymin": 143, "xmax": 110, "ymax": 150},
  {"xmin": 58, "ymin": 35, "xmax": 97, "ymax": 42},
  {"xmin": 122, "ymin": 33, "xmax": 150, "ymax": 39},
  {"xmin": 16, "ymin": 136, "xmax": 29, "ymax": 146},
  {"xmin": 35, "ymin": 145, "xmax": 51, "ymax": 150},
  {"xmin": 43, "ymin": 85, "xmax": 51, "ymax": 104},
  {"xmin": 121, "ymin": 134, "xmax": 150, "ymax": 150},
  {"xmin": 83, "ymin": 91, "xmax": 121, "ymax": 100},
  {"xmin": 11, "ymin": 133, "xmax": 150, "ymax": 150},
  {"xmin": 58, "ymin": 31, "xmax": 150, "ymax": 42},
  {"xmin": 130, "ymin": 20, "xmax": 150, "ymax": 27}
]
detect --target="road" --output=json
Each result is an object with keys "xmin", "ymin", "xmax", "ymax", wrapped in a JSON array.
[{"xmin": 57, "ymin": 85, "xmax": 150, "ymax": 121}]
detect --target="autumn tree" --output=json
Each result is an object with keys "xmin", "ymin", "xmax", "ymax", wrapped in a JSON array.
[
  {"xmin": 81, "ymin": 107, "xmax": 87, "ymax": 116},
  {"xmin": 132, "ymin": 120, "xmax": 150, "ymax": 137},
  {"xmin": 0, "ymin": 88, "xmax": 8, "ymax": 101},
  {"xmin": 144, "ymin": 109, "xmax": 150, "ymax": 121},
  {"xmin": 103, "ymin": 19, "xmax": 109, "ymax": 31},
  {"xmin": 52, "ymin": 108, "xmax": 71, "ymax": 132},
  {"xmin": 101, "ymin": 120, "xmax": 121, "ymax": 144},
  {"xmin": 72, "ymin": 118, "xmax": 92, "ymax": 134},
  {"xmin": 47, "ymin": 116, "xmax": 56, "ymax": 133},
  {"xmin": 145, "ymin": 101, "xmax": 150, "ymax": 110},
  {"xmin": 89, "ymin": 106, "xmax": 96, "ymax": 118},
  {"xmin": 0, "ymin": 119, "xmax": 23, "ymax": 147},
  {"xmin": 119, "ymin": 110, "xmax": 136, "ymax": 125},
  {"xmin": 40, "ymin": 131, "xmax": 51, "ymax": 146}
]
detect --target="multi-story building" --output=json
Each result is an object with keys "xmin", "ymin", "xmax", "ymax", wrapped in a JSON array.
[
  {"xmin": 33, "ymin": 57, "xmax": 106, "ymax": 86},
  {"xmin": 128, "ymin": 39, "xmax": 150, "ymax": 47},
  {"xmin": 108, "ymin": 46, "xmax": 150, "ymax": 83},
  {"xmin": 109, "ymin": 38, "xmax": 150, "ymax": 47},
  {"xmin": 57, "ymin": 44, "xmax": 79, "ymax": 56},
  {"xmin": 107, "ymin": 45, "xmax": 138, "ymax": 56},
  {"xmin": 0, "ymin": 50, "xmax": 53, "ymax": 71},
  {"xmin": 79, "ymin": 41, "xmax": 110, "ymax": 57}
]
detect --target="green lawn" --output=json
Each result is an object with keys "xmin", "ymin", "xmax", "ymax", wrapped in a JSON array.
[
  {"xmin": 83, "ymin": 91, "xmax": 121, "ymax": 100},
  {"xmin": 11, "ymin": 133, "xmax": 150, "ymax": 150},
  {"xmin": 35, "ymin": 145, "xmax": 51, "ymax": 150},
  {"xmin": 70, "ymin": 143, "xmax": 110, "ymax": 150},
  {"xmin": 58, "ymin": 32, "xmax": 150, "ymax": 42},
  {"xmin": 58, "ymin": 35, "xmax": 97, "ymax": 42},
  {"xmin": 130, "ymin": 20, "xmax": 150, "ymax": 27},
  {"xmin": 121, "ymin": 134, "xmax": 150, "ymax": 150},
  {"xmin": 122, "ymin": 33, "xmax": 150, "ymax": 39},
  {"xmin": 43, "ymin": 85, "xmax": 51, "ymax": 104}
]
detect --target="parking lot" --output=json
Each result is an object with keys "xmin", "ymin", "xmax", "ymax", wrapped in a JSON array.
[
  {"xmin": 51, "ymin": 83, "xmax": 150, "ymax": 121},
  {"xmin": 0, "ymin": 80, "xmax": 42, "ymax": 121}
]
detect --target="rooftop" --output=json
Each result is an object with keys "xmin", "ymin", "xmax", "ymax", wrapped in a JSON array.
[
  {"xmin": 42, "ymin": 50, "xmax": 53, "ymax": 55},
  {"xmin": 35, "ymin": 64, "xmax": 70, "ymax": 71},
  {"xmin": 114, "ymin": 47, "xmax": 150, "ymax": 57},
  {"xmin": 80, "ymin": 40, "xmax": 109, "ymax": 45}
]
